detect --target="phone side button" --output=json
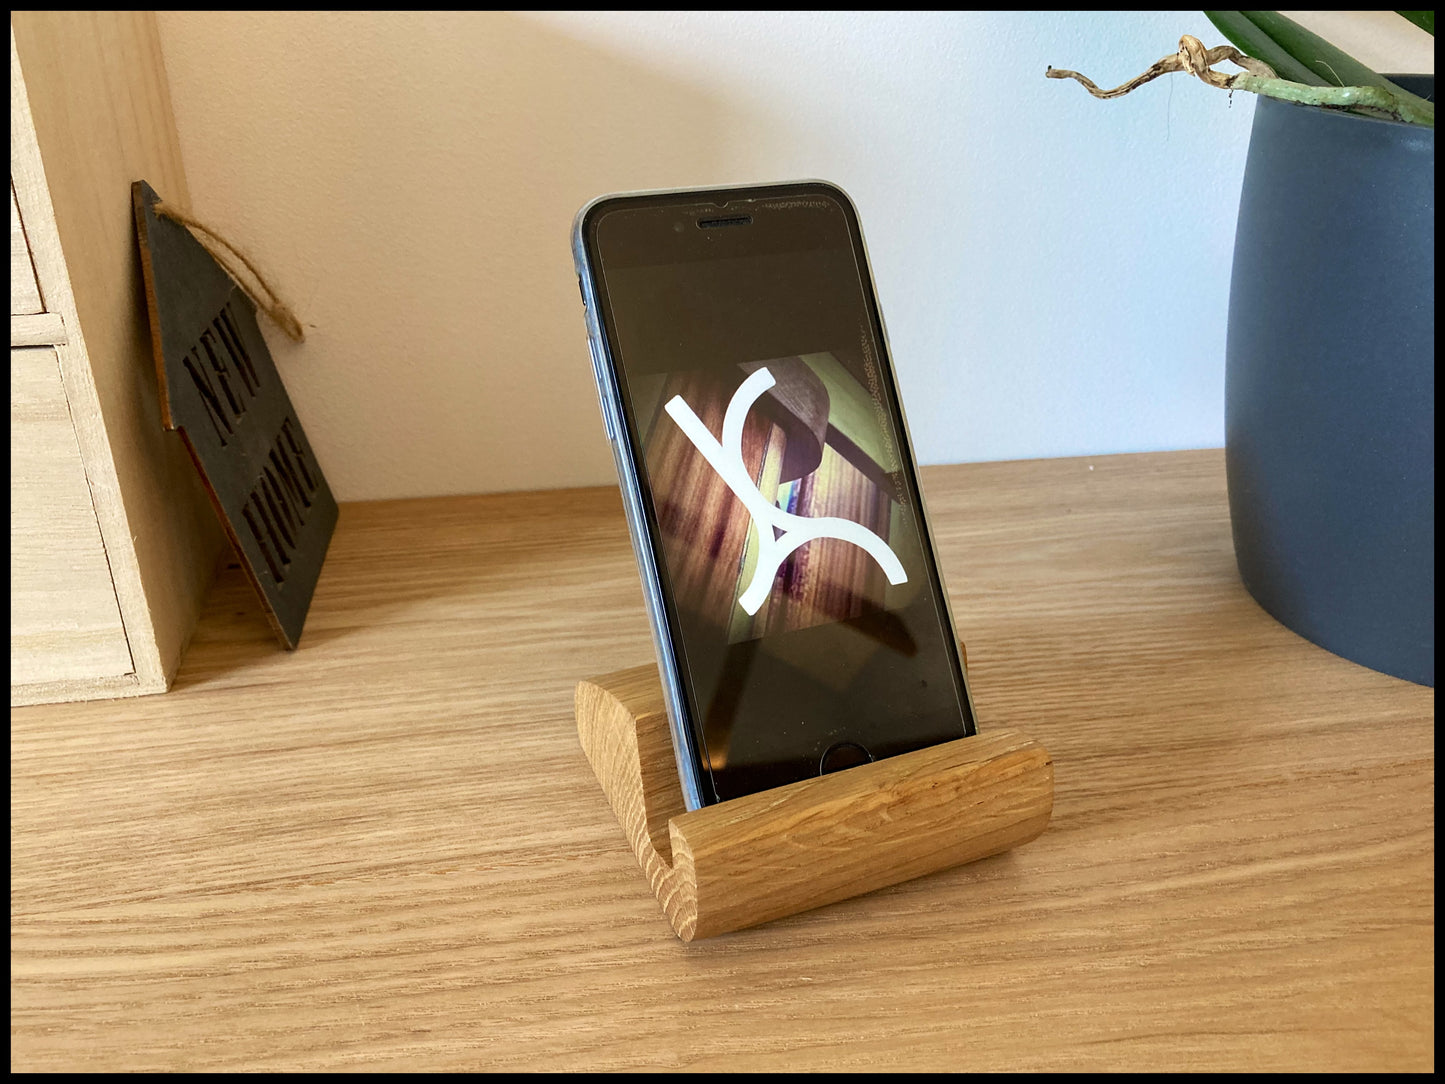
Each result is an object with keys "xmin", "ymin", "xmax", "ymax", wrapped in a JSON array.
[
  {"xmin": 597, "ymin": 384, "xmax": 616, "ymax": 441},
  {"xmin": 587, "ymin": 338, "xmax": 616, "ymax": 440}
]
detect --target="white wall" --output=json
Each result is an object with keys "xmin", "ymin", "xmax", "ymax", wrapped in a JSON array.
[{"xmin": 153, "ymin": 11, "xmax": 1433, "ymax": 500}]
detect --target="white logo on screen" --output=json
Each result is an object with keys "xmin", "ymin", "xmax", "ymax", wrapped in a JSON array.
[{"xmin": 664, "ymin": 366, "xmax": 907, "ymax": 616}]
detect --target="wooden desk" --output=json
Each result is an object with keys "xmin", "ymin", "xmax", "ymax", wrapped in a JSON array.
[{"xmin": 10, "ymin": 449, "xmax": 1433, "ymax": 1071}]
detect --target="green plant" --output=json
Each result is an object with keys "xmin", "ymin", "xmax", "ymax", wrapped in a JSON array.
[{"xmin": 1047, "ymin": 10, "xmax": 1434, "ymax": 127}]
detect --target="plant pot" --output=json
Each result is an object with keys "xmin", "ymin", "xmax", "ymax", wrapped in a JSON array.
[{"xmin": 1225, "ymin": 75, "xmax": 1434, "ymax": 686}]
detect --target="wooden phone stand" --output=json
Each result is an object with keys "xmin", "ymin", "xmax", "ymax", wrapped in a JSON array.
[{"xmin": 575, "ymin": 652, "xmax": 1054, "ymax": 941}]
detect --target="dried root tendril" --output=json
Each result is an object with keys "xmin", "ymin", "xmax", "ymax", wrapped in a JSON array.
[
  {"xmin": 1047, "ymin": 35, "xmax": 1434, "ymax": 127},
  {"xmin": 1046, "ymin": 35, "xmax": 1274, "ymax": 98}
]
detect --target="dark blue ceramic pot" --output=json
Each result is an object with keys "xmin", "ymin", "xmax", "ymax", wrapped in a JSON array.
[{"xmin": 1225, "ymin": 75, "xmax": 1434, "ymax": 686}]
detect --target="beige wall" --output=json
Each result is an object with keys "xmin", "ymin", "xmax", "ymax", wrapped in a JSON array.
[
  {"xmin": 154, "ymin": 12, "xmax": 1433, "ymax": 501},
  {"xmin": 1284, "ymin": 9, "xmax": 1435, "ymax": 72}
]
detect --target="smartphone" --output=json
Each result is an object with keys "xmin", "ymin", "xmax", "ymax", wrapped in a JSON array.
[{"xmin": 572, "ymin": 180, "xmax": 977, "ymax": 810}]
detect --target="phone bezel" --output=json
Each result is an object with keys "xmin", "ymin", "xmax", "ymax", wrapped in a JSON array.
[{"xmin": 571, "ymin": 180, "xmax": 977, "ymax": 810}]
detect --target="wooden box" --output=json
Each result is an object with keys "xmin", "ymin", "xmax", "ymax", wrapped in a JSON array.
[{"xmin": 10, "ymin": 12, "xmax": 225, "ymax": 706}]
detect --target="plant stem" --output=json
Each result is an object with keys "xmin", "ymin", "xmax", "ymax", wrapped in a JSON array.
[{"xmin": 1231, "ymin": 74, "xmax": 1436, "ymax": 126}]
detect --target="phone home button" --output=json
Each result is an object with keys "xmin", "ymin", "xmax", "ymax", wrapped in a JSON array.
[{"xmin": 819, "ymin": 741, "xmax": 874, "ymax": 776}]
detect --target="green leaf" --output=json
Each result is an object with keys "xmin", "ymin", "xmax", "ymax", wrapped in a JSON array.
[
  {"xmin": 1205, "ymin": 10, "xmax": 1435, "ymax": 121},
  {"xmin": 1204, "ymin": 10, "xmax": 1329, "ymax": 85},
  {"xmin": 1227, "ymin": 11, "xmax": 1398, "ymax": 88},
  {"xmin": 1396, "ymin": 11, "xmax": 1434, "ymax": 36}
]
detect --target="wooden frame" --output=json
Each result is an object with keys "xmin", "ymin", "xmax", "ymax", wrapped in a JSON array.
[{"xmin": 10, "ymin": 13, "xmax": 225, "ymax": 705}]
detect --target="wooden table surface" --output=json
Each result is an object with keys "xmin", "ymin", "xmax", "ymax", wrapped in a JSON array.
[{"xmin": 10, "ymin": 449, "xmax": 1434, "ymax": 1071}]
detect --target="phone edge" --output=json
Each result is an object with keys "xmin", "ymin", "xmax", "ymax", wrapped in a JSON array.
[
  {"xmin": 848, "ymin": 193, "xmax": 983, "ymax": 738},
  {"xmin": 572, "ymin": 191, "xmax": 709, "ymax": 812}
]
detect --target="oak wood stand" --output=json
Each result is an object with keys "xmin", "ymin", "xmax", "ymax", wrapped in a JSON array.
[{"xmin": 575, "ymin": 658, "xmax": 1055, "ymax": 941}]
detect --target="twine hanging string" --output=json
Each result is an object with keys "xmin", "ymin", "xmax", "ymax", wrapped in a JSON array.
[{"xmin": 153, "ymin": 201, "xmax": 306, "ymax": 343}]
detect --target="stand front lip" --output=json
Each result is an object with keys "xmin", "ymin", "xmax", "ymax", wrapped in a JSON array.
[{"xmin": 576, "ymin": 663, "xmax": 1053, "ymax": 942}]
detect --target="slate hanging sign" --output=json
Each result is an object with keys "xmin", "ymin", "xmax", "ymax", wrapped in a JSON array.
[{"xmin": 133, "ymin": 180, "xmax": 336, "ymax": 649}]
